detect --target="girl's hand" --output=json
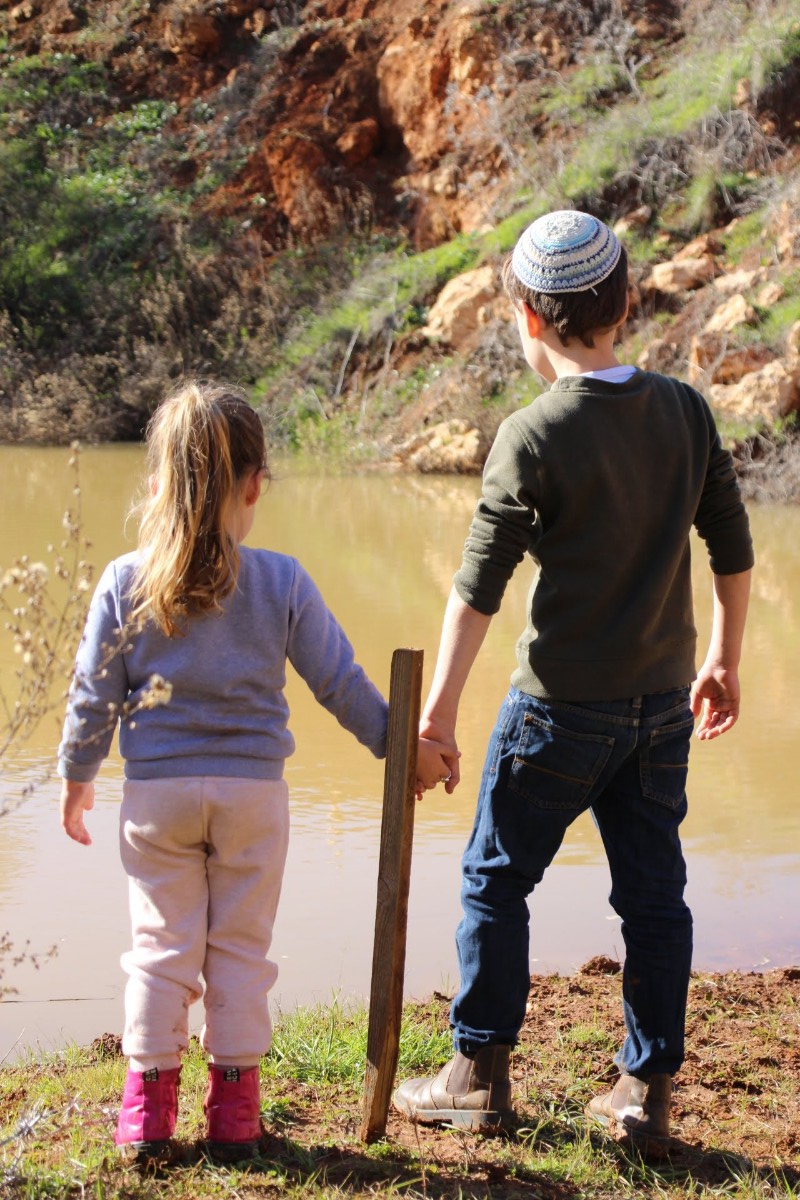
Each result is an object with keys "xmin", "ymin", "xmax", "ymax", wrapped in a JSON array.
[{"xmin": 60, "ymin": 780, "xmax": 95, "ymax": 846}]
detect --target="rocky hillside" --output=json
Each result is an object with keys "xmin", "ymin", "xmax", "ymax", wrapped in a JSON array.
[{"xmin": 1, "ymin": 0, "xmax": 799, "ymax": 492}]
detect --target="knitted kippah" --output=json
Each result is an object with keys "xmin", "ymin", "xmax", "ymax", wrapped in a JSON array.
[{"xmin": 511, "ymin": 210, "xmax": 622, "ymax": 294}]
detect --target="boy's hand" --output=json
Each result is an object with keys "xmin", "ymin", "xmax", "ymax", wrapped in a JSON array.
[
  {"xmin": 690, "ymin": 664, "xmax": 741, "ymax": 740},
  {"xmin": 60, "ymin": 779, "xmax": 95, "ymax": 845},
  {"xmin": 415, "ymin": 735, "xmax": 460, "ymax": 799}
]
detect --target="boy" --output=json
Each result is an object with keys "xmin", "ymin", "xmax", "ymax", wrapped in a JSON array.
[{"xmin": 393, "ymin": 210, "xmax": 753, "ymax": 1154}]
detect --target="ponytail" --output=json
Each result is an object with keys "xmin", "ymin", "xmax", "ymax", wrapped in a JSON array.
[{"xmin": 131, "ymin": 381, "xmax": 267, "ymax": 636}]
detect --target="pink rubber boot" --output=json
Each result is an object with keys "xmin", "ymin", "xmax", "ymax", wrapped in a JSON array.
[
  {"xmin": 115, "ymin": 1066, "xmax": 181, "ymax": 1166},
  {"xmin": 204, "ymin": 1065, "xmax": 263, "ymax": 1162}
]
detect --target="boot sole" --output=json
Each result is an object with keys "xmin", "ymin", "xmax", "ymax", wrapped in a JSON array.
[
  {"xmin": 205, "ymin": 1138, "xmax": 263, "ymax": 1163},
  {"xmin": 395, "ymin": 1101, "xmax": 514, "ymax": 1133}
]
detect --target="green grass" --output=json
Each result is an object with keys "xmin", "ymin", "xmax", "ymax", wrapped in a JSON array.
[
  {"xmin": 253, "ymin": 203, "xmax": 547, "ymax": 433},
  {"xmin": 758, "ymin": 279, "xmax": 800, "ymax": 347},
  {"xmin": 535, "ymin": 59, "xmax": 630, "ymax": 123},
  {"xmin": 263, "ymin": 999, "xmax": 452, "ymax": 1085},
  {"xmin": 722, "ymin": 209, "xmax": 776, "ymax": 265},
  {"xmin": 2, "ymin": 977, "xmax": 799, "ymax": 1200},
  {"xmin": 255, "ymin": 235, "xmax": 485, "ymax": 394}
]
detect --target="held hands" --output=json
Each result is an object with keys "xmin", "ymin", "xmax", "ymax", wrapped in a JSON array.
[
  {"xmin": 690, "ymin": 662, "xmax": 741, "ymax": 740},
  {"xmin": 60, "ymin": 779, "xmax": 95, "ymax": 845},
  {"xmin": 415, "ymin": 712, "xmax": 461, "ymax": 799},
  {"xmin": 415, "ymin": 736, "xmax": 460, "ymax": 798}
]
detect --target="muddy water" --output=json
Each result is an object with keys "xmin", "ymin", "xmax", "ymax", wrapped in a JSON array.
[{"xmin": 1, "ymin": 445, "xmax": 798, "ymax": 1061}]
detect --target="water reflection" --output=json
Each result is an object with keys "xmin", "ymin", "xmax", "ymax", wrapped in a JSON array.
[{"xmin": 0, "ymin": 447, "xmax": 798, "ymax": 1060}]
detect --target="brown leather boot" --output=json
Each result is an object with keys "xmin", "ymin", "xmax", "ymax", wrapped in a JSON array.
[
  {"xmin": 392, "ymin": 1045, "xmax": 514, "ymax": 1132},
  {"xmin": 586, "ymin": 1072, "xmax": 672, "ymax": 1156}
]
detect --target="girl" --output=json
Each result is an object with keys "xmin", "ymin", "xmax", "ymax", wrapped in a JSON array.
[{"xmin": 59, "ymin": 381, "xmax": 452, "ymax": 1166}]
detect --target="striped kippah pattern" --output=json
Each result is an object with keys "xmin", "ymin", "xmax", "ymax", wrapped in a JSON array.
[{"xmin": 511, "ymin": 210, "xmax": 622, "ymax": 294}]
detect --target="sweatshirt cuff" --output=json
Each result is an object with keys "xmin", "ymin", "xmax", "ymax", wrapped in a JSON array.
[
  {"xmin": 58, "ymin": 757, "xmax": 101, "ymax": 783},
  {"xmin": 708, "ymin": 541, "xmax": 755, "ymax": 575},
  {"xmin": 453, "ymin": 573, "xmax": 503, "ymax": 617}
]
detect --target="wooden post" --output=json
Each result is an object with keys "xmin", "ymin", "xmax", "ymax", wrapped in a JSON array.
[{"xmin": 360, "ymin": 647, "xmax": 424, "ymax": 1143}]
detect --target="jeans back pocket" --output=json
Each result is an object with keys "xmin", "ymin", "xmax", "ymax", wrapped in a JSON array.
[
  {"xmin": 509, "ymin": 711, "xmax": 614, "ymax": 812},
  {"xmin": 640, "ymin": 717, "xmax": 694, "ymax": 808}
]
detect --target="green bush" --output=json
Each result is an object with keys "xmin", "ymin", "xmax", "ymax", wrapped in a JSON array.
[{"xmin": 0, "ymin": 53, "xmax": 184, "ymax": 352}]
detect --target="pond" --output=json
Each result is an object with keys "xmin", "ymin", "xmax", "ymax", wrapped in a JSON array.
[{"xmin": 1, "ymin": 445, "xmax": 798, "ymax": 1062}]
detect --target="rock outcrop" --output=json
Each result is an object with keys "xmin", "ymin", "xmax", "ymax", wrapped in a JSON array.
[
  {"xmin": 421, "ymin": 265, "xmax": 498, "ymax": 348},
  {"xmin": 393, "ymin": 419, "xmax": 484, "ymax": 474}
]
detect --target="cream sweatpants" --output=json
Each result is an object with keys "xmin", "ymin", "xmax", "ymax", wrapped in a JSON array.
[{"xmin": 119, "ymin": 776, "xmax": 290, "ymax": 1072}]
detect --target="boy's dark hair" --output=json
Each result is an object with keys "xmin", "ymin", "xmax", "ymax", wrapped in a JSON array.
[{"xmin": 501, "ymin": 246, "xmax": 629, "ymax": 349}]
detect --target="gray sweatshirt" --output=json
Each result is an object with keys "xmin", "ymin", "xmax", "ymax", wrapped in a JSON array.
[
  {"xmin": 454, "ymin": 369, "xmax": 754, "ymax": 701},
  {"xmin": 58, "ymin": 548, "xmax": 388, "ymax": 781}
]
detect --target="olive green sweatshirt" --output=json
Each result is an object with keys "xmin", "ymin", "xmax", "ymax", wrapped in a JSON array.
[{"xmin": 454, "ymin": 369, "xmax": 754, "ymax": 701}]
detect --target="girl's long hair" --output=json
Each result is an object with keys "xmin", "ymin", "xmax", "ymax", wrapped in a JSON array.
[{"xmin": 131, "ymin": 381, "xmax": 267, "ymax": 636}]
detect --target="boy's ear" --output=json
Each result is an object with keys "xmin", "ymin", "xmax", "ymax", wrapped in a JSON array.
[
  {"xmin": 522, "ymin": 303, "xmax": 545, "ymax": 339},
  {"xmin": 611, "ymin": 295, "xmax": 630, "ymax": 341}
]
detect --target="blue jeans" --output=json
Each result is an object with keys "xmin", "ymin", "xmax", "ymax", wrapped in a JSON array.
[{"xmin": 451, "ymin": 686, "xmax": 694, "ymax": 1079}]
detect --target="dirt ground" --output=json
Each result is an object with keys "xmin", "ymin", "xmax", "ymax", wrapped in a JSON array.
[{"xmin": 258, "ymin": 964, "xmax": 800, "ymax": 1196}]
